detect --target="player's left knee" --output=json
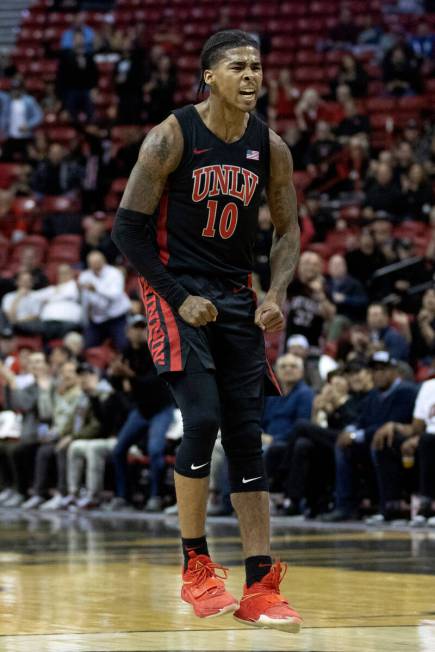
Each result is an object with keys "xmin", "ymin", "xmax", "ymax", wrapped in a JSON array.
[{"xmin": 222, "ymin": 427, "xmax": 268, "ymax": 493}]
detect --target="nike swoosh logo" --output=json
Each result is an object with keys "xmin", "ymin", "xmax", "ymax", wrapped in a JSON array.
[
  {"xmin": 191, "ymin": 462, "xmax": 209, "ymax": 470},
  {"xmin": 193, "ymin": 148, "xmax": 212, "ymax": 155},
  {"xmin": 242, "ymin": 476, "xmax": 262, "ymax": 484}
]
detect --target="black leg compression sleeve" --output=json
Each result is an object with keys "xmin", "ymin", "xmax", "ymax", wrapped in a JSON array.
[
  {"xmin": 220, "ymin": 396, "xmax": 268, "ymax": 493},
  {"xmin": 165, "ymin": 353, "xmax": 220, "ymax": 479}
]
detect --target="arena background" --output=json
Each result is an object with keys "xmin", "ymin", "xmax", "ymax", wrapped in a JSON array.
[{"xmin": 0, "ymin": 2, "xmax": 435, "ymax": 651}]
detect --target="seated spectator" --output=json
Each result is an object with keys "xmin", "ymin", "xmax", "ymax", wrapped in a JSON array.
[
  {"xmin": 393, "ymin": 140, "xmax": 415, "ymax": 185},
  {"xmin": 400, "ymin": 163, "xmax": 433, "ymax": 221},
  {"xmin": 295, "ymin": 89, "xmax": 331, "ymax": 135},
  {"xmin": 328, "ymin": 7, "xmax": 361, "ymax": 46},
  {"xmin": 253, "ymin": 204, "xmax": 273, "ymax": 293},
  {"xmin": 143, "ymin": 55, "xmax": 177, "ymax": 124},
  {"xmin": 49, "ymin": 345, "xmax": 73, "ymax": 377},
  {"xmin": 268, "ymin": 69, "xmax": 300, "ymax": 123},
  {"xmin": 0, "ymin": 352, "xmax": 55, "ymax": 507},
  {"xmin": 335, "ymin": 135, "xmax": 370, "ymax": 193},
  {"xmin": 323, "ymin": 351, "xmax": 417, "ymax": 521},
  {"xmin": 31, "ymin": 143, "xmax": 83, "ymax": 197},
  {"xmin": 410, "ymin": 287, "xmax": 435, "ymax": 363},
  {"xmin": 369, "ymin": 217, "xmax": 398, "ymax": 265},
  {"xmin": 105, "ymin": 126, "xmax": 142, "ymax": 180},
  {"xmin": 0, "ymin": 327, "xmax": 18, "ymax": 370},
  {"xmin": 400, "ymin": 375, "xmax": 435, "ymax": 523},
  {"xmin": 60, "ymin": 12, "xmax": 95, "ymax": 53},
  {"xmin": 286, "ymin": 251, "xmax": 336, "ymax": 351},
  {"xmin": 336, "ymin": 102, "xmax": 370, "ymax": 142},
  {"xmin": 305, "ymin": 122, "xmax": 342, "ymax": 195},
  {"xmin": 21, "ymin": 360, "xmax": 88, "ymax": 509},
  {"xmin": 0, "ymin": 78, "xmax": 43, "ymax": 162},
  {"xmin": 15, "ymin": 246, "xmax": 49, "ymax": 290},
  {"xmin": 369, "ymin": 354, "xmax": 419, "ymax": 522},
  {"xmin": 43, "ymin": 364, "xmax": 116, "ymax": 511},
  {"xmin": 262, "ymin": 354, "xmax": 314, "ymax": 489},
  {"xmin": 105, "ymin": 315, "xmax": 174, "ymax": 512},
  {"xmin": 301, "ymin": 192, "xmax": 335, "ymax": 243},
  {"xmin": 383, "ymin": 45, "xmax": 423, "ymax": 96},
  {"xmin": 1, "ymin": 272, "xmax": 39, "ymax": 332},
  {"xmin": 94, "ymin": 17, "xmax": 124, "ymax": 56},
  {"xmin": 331, "ymin": 54, "xmax": 368, "ymax": 98},
  {"xmin": 16, "ymin": 265, "xmax": 82, "ymax": 340},
  {"xmin": 326, "ymin": 254, "xmax": 368, "ymax": 324},
  {"xmin": 40, "ymin": 82, "xmax": 62, "ymax": 116},
  {"xmin": 402, "ymin": 119, "xmax": 425, "ymax": 157},
  {"xmin": 63, "ymin": 331, "xmax": 85, "ymax": 361},
  {"xmin": 114, "ymin": 40, "xmax": 146, "ymax": 124},
  {"xmin": 280, "ymin": 123, "xmax": 310, "ymax": 171},
  {"xmin": 364, "ymin": 163, "xmax": 403, "ymax": 217},
  {"xmin": 408, "ymin": 22, "xmax": 435, "ymax": 60},
  {"xmin": 80, "ymin": 212, "xmax": 119, "ymax": 266},
  {"xmin": 356, "ymin": 15, "xmax": 384, "ymax": 49},
  {"xmin": 284, "ymin": 363, "xmax": 372, "ymax": 516},
  {"xmin": 78, "ymin": 250, "xmax": 131, "ymax": 350},
  {"xmin": 56, "ymin": 32, "xmax": 99, "ymax": 122},
  {"xmin": 367, "ymin": 303, "xmax": 410, "ymax": 362}
]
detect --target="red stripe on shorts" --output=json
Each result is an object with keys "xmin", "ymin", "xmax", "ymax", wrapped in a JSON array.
[
  {"xmin": 266, "ymin": 357, "xmax": 282, "ymax": 395},
  {"xmin": 159, "ymin": 296, "xmax": 183, "ymax": 372},
  {"xmin": 156, "ymin": 192, "xmax": 169, "ymax": 265}
]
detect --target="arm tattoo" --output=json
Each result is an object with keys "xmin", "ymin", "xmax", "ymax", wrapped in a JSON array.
[
  {"xmin": 267, "ymin": 133, "xmax": 301, "ymax": 304},
  {"xmin": 120, "ymin": 119, "xmax": 182, "ymax": 214}
]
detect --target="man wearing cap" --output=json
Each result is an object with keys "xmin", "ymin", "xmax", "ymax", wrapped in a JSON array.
[
  {"xmin": 105, "ymin": 314, "xmax": 174, "ymax": 512},
  {"xmin": 262, "ymin": 354, "xmax": 314, "ymax": 491},
  {"xmin": 324, "ymin": 351, "xmax": 418, "ymax": 522}
]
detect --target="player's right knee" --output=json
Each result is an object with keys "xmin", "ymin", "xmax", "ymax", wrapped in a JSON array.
[{"xmin": 174, "ymin": 411, "xmax": 220, "ymax": 479}]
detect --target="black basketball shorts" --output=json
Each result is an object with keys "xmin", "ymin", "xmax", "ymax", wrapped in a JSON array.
[{"xmin": 139, "ymin": 274, "xmax": 280, "ymax": 399}]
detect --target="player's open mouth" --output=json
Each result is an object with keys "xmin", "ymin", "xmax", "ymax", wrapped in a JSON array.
[{"xmin": 240, "ymin": 90, "xmax": 256, "ymax": 98}]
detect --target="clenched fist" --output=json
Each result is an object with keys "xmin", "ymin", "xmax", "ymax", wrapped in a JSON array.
[
  {"xmin": 178, "ymin": 295, "xmax": 218, "ymax": 327},
  {"xmin": 254, "ymin": 300, "xmax": 284, "ymax": 332}
]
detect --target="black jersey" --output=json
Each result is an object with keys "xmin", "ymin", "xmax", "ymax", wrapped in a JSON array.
[{"xmin": 150, "ymin": 104, "xmax": 270, "ymax": 281}]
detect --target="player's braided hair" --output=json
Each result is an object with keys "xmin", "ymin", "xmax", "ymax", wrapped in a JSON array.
[{"xmin": 198, "ymin": 30, "xmax": 259, "ymax": 96}]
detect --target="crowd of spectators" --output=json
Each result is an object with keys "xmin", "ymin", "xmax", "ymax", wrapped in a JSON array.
[{"xmin": 0, "ymin": 2, "xmax": 434, "ymax": 523}]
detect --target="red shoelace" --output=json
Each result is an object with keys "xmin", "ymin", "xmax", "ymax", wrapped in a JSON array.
[{"xmin": 187, "ymin": 553, "xmax": 229, "ymax": 587}]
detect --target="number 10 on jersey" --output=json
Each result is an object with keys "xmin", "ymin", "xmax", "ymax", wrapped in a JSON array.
[{"xmin": 202, "ymin": 200, "xmax": 239, "ymax": 240}]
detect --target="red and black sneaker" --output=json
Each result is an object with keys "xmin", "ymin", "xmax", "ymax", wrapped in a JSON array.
[
  {"xmin": 181, "ymin": 550, "xmax": 239, "ymax": 619},
  {"xmin": 234, "ymin": 561, "xmax": 302, "ymax": 632}
]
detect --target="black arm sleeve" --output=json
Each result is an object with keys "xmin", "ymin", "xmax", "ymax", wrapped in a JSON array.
[{"xmin": 112, "ymin": 207, "xmax": 189, "ymax": 310}]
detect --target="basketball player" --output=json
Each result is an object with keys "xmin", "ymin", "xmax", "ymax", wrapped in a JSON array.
[{"xmin": 112, "ymin": 30, "xmax": 302, "ymax": 632}]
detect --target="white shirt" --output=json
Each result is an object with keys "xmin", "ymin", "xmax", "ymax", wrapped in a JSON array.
[
  {"xmin": 413, "ymin": 379, "xmax": 435, "ymax": 434},
  {"xmin": 1, "ymin": 290, "xmax": 40, "ymax": 322},
  {"xmin": 9, "ymin": 98, "xmax": 27, "ymax": 138},
  {"xmin": 34, "ymin": 279, "xmax": 82, "ymax": 324},
  {"xmin": 79, "ymin": 265, "xmax": 131, "ymax": 323}
]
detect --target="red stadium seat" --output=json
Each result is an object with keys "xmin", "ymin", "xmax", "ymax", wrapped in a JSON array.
[
  {"xmin": 47, "ymin": 243, "xmax": 80, "ymax": 264},
  {"xmin": 11, "ymin": 197, "xmax": 37, "ymax": 217},
  {"xmin": 366, "ymin": 97, "xmax": 396, "ymax": 113},
  {"xmin": 11, "ymin": 236, "xmax": 48, "ymax": 265},
  {"xmin": 85, "ymin": 346, "xmax": 116, "ymax": 369},
  {"xmin": 0, "ymin": 163, "xmax": 23, "ymax": 189},
  {"xmin": 45, "ymin": 127, "xmax": 78, "ymax": 143},
  {"xmin": 40, "ymin": 195, "xmax": 81, "ymax": 214},
  {"xmin": 0, "ymin": 236, "xmax": 10, "ymax": 269},
  {"xmin": 14, "ymin": 336, "xmax": 43, "ymax": 352},
  {"xmin": 111, "ymin": 178, "xmax": 128, "ymax": 194}
]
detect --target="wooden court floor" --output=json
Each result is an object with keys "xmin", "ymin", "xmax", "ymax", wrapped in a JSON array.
[{"xmin": 0, "ymin": 510, "xmax": 435, "ymax": 651}]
